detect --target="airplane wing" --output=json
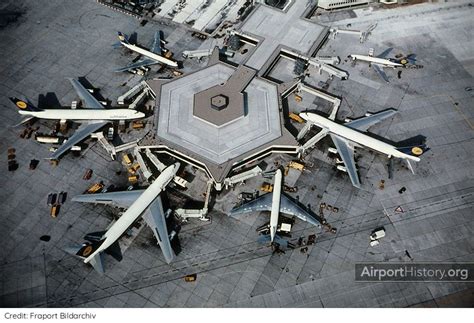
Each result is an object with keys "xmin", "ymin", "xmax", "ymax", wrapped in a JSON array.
[
  {"xmin": 372, "ymin": 64, "xmax": 390, "ymax": 83},
  {"xmin": 279, "ymin": 193, "xmax": 323, "ymax": 227},
  {"xmin": 114, "ymin": 58, "xmax": 158, "ymax": 72},
  {"xmin": 231, "ymin": 192, "xmax": 324, "ymax": 227},
  {"xmin": 330, "ymin": 134, "xmax": 361, "ymax": 188},
  {"xmin": 48, "ymin": 121, "xmax": 107, "ymax": 160},
  {"xmin": 72, "ymin": 190, "xmax": 145, "ymax": 208},
  {"xmin": 74, "ymin": 189, "xmax": 175, "ymax": 263},
  {"xmin": 150, "ymin": 31, "xmax": 163, "ymax": 55},
  {"xmin": 345, "ymin": 109, "xmax": 397, "ymax": 132},
  {"xmin": 230, "ymin": 193, "xmax": 273, "ymax": 216},
  {"xmin": 376, "ymin": 47, "xmax": 393, "ymax": 59},
  {"xmin": 142, "ymin": 196, "xmax": 175, "ymax": 263},
  {"xmin": 68, "ymin": 78, "xmax": 104, "ymax": 110}
]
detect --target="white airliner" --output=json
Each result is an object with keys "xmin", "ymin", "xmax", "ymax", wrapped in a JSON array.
[
  {"xmin": 299, "ymin": 110, "xmax": 425, "ymax": 188},
  {"xmin": 349, "ymin": 54, "xmax": 403, "ymax": 68},
  {"xmin": 72, "ymin": 163, "xmax": 180, "ymax": 274},
  {"xmin": 231, "ymin": 169, "xmax": 325, "ymax": 245},
  {"xmin": 10, "ymin": 78, "xmax": 145, "ymax": 160},
  {"xmin": 349, "ymin": 48, "xmax": 416, "ymax": 82},
  {"xmin": 115, "ymin": 31, "xmax": 178, "ymax": 72},
  {"xmin": 269, "ymin": 169, "xmax": 283, "ymax": 242},
  {"xmin": 15, "ymin": 104, "xmax": 143, "ymax": 121}
]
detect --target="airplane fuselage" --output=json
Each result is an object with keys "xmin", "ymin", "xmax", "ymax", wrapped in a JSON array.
[
  {"xmin": 300, "ymin": 113, "xmax": 420, "ymax": 162},
  {"xmin": 350, "ymin": 54, "xmax": 403, "ymax": 68},
  {"xmin": 270, "ymin": 169, "xmax": 282, "ymax": 243},
  {"xmin": 19, "ymin": 108, "xmax": 145, "ymax": 121},
  {"xmin": 120, "ymin": 41, "xmax": 178, "ymax": 68},
  {"xmin": 84, "ymin": 163, "xmax": 180, "ymax": 264}
]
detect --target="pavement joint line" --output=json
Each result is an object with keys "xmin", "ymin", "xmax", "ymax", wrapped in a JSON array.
[{"xmin": 47, "ymin": 247, "xmax": 275, "ymax": 307}]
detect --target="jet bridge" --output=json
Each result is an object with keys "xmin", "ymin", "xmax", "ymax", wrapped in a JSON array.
[
  {"xmin": 117, "ymin": 80, "xmax": 153, "ymax": 106},
  {"xmin": 308, "ymin": 58, "xmax": 348, "ymax": 80},
  {"xmin": 142, "ymin": 146, "xmax": 212, "ymax": 221},
  {"xmin": 295, "ymin": 84, "xmax": 341, "ymax": 154},
  {"xmin": 144, "ymin": 148, "xmax": 189, "ymax": 189},
  {"xmin": 314, "ymin": 55, "xmax": 340, "ymax": 65},
  {"xmin": 280, "ymin": 48, "xmax": 348, "ymax": 80},
  {"xmin": 91, "ymin": 132, "xmax": 115, "ymax": 159},
  {"xmin": 145, "ymin": 147, "xmax": 166, "ymax": 170},
  {"xmin": 223, "ymin": 165, "xmax": 263, "ymax": 189},
  {"xmin": 134, "ymin": 147, "xmax": 153, "ymax": 181},
  {"xmin": 91, "ymin": 132, "xmax": 138, "ymax": 160},
  {"xmin": 182, "ymin": 49, "xmax": 213, "ymax": 59},
  {"xmin": 227, "ymin": 30, "xmax": 259, "ymax": 47},
  {"xmin": 329, "ymin": 23, "xmax": 376, "ymax": 43},
  {"xmin": 298, "ymin": 83, "xmax": 340, "ymax": 121},
  {"xmin": 174, "ymin": 180, "xmax": 212, "ymax": 222}
]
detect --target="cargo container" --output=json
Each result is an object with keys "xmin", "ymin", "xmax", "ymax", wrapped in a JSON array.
[
  {"xmin": 184, "ymin": 274, "xmax": 197, "ymax": 282},
  {"xmin": 288, "ymin": 161, "xmax": 304, "ymax": 171},
  {"xmin": 260, "ymin": 182, "xmax": 273, "ymax": 192},
  {"xmin": 50, "ymin": 204, "xmax": 60, "ymax": 218},
  {"xmin": 289, "ymin": 113, "xmax": 304, "ymax": 123},
  {"xmin": 128, "ymin": 175, "xmax": 138, "ymax": 184},
  {"xmin": 86, "ymin": 183, "xmax": 104, "ymax": 194},
  {"xmin": 132, "ymin": 121, "xmax": 145, "ymax": 129},
  {"xmin": 122, "ymin": 153, "xmax": 133, "ymax": 166}
]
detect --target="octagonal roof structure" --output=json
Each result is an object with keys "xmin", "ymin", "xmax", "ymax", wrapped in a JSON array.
[{"xmin": 157, "ymin": 63, "xmax": 283, "ymax": 165}]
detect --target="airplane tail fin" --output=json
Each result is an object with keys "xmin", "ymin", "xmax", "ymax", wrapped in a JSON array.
[
  {"xmin": 10, "ymin": 97, "xmax": 43, "ymax": 112},
  {"xmin": 75, "ymin": 239, "xmax": 105, "ymax": 260},
  {"xmin": 396, "ymin": 143, "xmax": 428, "ymax": 175},
  {"xmin": 64, "ymin": 239, "xmax": 106, "ymax": 274},
  {"xmin": 396, "ymin": 54, "xmax": 417, "ymax": 65},
  {"xmin": 117, "ymin": 31, "xmax": 130, "ymax": 44},
  {"xmin": 66, "ymin": 231, "xmax": 123, "ymax": 274},
  {"xmin": 83, "ymin": 231, "xmax": 123, "ymax": 262},
  {"xmin": 406, "ymin": 54, "xmax": 417, "ymax": 64},
  {"xmin": 396, "ymin": 143, "xmax": 428, "ymax": 158}
]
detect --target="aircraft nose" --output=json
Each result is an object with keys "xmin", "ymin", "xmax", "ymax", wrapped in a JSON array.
[{"xmin": 173, "ymin": 162, "xmax": 180, "ymax": 171}]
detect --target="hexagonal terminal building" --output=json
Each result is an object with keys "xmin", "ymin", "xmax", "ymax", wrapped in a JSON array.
[{"xmin": 147, "ymin": 48, "xmax": 299, "ymax": 190}]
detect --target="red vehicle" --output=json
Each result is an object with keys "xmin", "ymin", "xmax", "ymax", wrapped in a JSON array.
[{"xmin": 83, "ymin": 169, "xmax": 93, "ymax": 180}]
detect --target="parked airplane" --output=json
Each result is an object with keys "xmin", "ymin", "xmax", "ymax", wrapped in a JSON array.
[
  {"xmin": 349, "ymin": 48, "xmax": 416, "ymax": 82},
  {"xmin": 299, "ymin": 109, "xmax": 426, "ymax": 188},
  {"xmin": 115, "ymin": 31, "xmax": 178, "ymax": 73},
  {"xmin": 230, "ymin": 169, "xmax": 326, "ymax": 245},
  {"xmin": 70, "ymin": 163, "xmax": 180, "ymax": 274},
  {"xmin": 10, "ymin": 78, "xmax": 145, "ymax": 160}
]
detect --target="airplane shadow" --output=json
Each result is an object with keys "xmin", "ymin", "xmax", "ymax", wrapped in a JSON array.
[
  {"xmin": 77, "ymin": 76, "xmax": 109, "ymax": 104},
  {"xmin": 38, "ymin": 92, "xmax": 61, "ymax": 109}
]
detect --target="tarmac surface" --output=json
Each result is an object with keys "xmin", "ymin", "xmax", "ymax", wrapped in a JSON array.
[{"xmin": 0, "ymin": 0, "xmax": 473, "ymax": 308}]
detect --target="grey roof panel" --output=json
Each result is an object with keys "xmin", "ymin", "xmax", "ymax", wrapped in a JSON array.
[
  {"xmin": 157, "ymin": 63, "xmax": 283, "ymax": 165},
  {"xmin": 240, "ymin": 3, "xmax": 327, "ymax": 70}
]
